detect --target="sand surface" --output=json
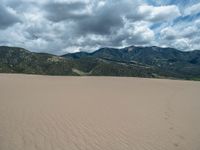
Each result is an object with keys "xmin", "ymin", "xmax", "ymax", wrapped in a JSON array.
[{"xmin": 0, "ymin": 74, "xmax": 200, "ymax": 150}]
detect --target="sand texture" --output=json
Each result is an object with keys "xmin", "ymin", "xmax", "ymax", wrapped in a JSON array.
[{"xmin": 0, "ymin": 74, "xmax": 200, "ymax": 150}]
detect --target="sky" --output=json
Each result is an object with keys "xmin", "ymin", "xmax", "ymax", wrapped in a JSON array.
[{"xmin": 0, "ymin": 0, "xmax": 200, "ymax": 54}]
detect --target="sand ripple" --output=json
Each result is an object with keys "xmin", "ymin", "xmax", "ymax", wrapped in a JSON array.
[{"xmin": 0, "ymin": 74, "xmax": 200, "ymax": 150}]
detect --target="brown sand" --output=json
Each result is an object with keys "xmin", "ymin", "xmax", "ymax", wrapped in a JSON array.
[{"xmin": 0, "ymin": 74, "xmax": 200, "ymax": 150}]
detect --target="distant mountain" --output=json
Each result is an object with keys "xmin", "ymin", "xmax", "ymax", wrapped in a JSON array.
[
  {"xmin": 63, "ymin": 46, "xmax": 200, "ymax": 80},
  {"xmin": 1, "ymin": 46, "xmax": 200, "ymax": 80}
]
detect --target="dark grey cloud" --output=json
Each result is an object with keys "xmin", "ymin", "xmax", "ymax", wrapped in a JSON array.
[
  {"xmin": 0, "ymin": 5, "xmax": 20, "ymax": 29},
  {"xmin": 44, "ymin": 1, "xmax": 90, "ymax": 22},
  {"xmin": 43, "ymin": 1, "xmax": 130, "ymax": 35},
  {"xmin": 77, "ymin": 8, "xmax": 123, "ymax": 35}
]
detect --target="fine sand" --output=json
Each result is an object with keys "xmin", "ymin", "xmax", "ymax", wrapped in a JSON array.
[{"xmin": 0, "ymin": 74, "xmax": 200, "ymax": 150}]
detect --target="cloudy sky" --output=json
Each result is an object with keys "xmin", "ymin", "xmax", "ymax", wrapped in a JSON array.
[{"xmin": 0, "ymin": 0, "xmax": 200, "ymax": 54}]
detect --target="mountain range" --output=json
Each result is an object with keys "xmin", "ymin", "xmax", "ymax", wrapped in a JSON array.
[{"xmin": 0, "ymin": 46, "xmax": 200, "ymax": 80}]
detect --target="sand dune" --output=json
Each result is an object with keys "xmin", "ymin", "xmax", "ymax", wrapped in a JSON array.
[{"xmin": 0, "ymin": 74, "xmax": 200, "ymax": 150}]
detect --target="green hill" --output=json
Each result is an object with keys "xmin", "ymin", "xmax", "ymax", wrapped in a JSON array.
[
  {"xmin": 1, "ymin": 46, "xmax": 200, "ymax": 80},
  {"xmin": 0, "ymin": 46, "xmax": 75, "ymax": 75}
]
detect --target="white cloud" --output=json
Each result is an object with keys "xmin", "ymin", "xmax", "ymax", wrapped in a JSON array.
[
  {"xmin": 138, "ymin": 5, "xmax": 181, "ymax": 22},
  {"xmin": 160, "ymin": 27, "xmax": 178, "ymax": 40},
  {"xmin": 158, "ymin": 20, "xmax": 200, "ymax": 51},
  {"xmin": 115, "ymin": 21, "xmax": 155, "ymax": 46},
  {"xmin": 184, "ymin": 2, "xmax": 200, "ymax": 15},
  {"xmin": 174, "ymin": 38, "xmax": 191, "ymax": 50},
  {"xmin": 158, "ymin": 26, "xmax": 192, "ymax": 50}
]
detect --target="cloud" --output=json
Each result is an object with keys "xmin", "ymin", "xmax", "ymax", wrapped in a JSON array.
[
  {"xmin": 0, "ymin": 5, "xmax": 20, "ymax": 29},
  {"xmin": 159, "ymin": 27, "xmax": 191, "ymax": 50},
  {"xmin": 44, "ymin": 1, "xmax": 91, "ymax": 22},
  {"xmin": 160, "ymin": 27, "xmax": 178, "ymax": 40},
  {"xmin": 158, "ymin": 16, "xmax": 200, "ymax": 51},
  {"xmin": 174, "ymin": 38, "xmax": 190, "ymax": 50},
  {"xmin": 137, "ymin": 5, "xmax": 181, "ymax": 22},
  {"xmin": 43, "ymin": 0, "xmax": 138, "ymax": 35},
  {"xmin": 0, "ymin": 0, "xmax": 199, "ymax": 54},
  {"xmin": 76, "ymin": 6, "xmax": 124, "ymax": 35},
  {"xmin": 184, "ymin": 2, "xmax": 200, "ymax": 15},
  {"xmin": 116, "ymin": 21, "xmax": 155, "ymax": 46}
]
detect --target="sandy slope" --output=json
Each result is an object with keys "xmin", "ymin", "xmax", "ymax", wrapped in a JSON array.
[{"xmin": 0, "ymin": 74, "xmax": 200, "ymax": 150}]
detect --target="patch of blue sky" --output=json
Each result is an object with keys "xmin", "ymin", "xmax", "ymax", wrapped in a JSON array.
[
  {"xmin": 173, "ymin": 12, "xmax": 200, "ymax": 25},
  {"xmin": 145, "ymin": 0, "xmax": 199, "ymax": 7}
]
